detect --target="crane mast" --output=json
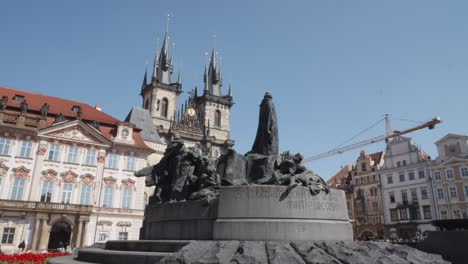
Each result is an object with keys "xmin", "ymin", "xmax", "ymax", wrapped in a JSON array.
[{"xmin": 302, "ymin": 117, "xmax": 442, "ymax": 164}]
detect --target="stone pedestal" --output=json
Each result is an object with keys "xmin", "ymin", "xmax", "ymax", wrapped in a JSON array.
[
  {"xmin": 143, "ymin": 186, "xmax": 352, "ymax": 241},
  {"xmin": 214, "ymin": 186, "xmax": 352, "ymax": 241}
]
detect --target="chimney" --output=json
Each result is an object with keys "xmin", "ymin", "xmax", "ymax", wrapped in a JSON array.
[{"xmin": 95, "ymin": 105, "xmax": 102, "ymax": 111}]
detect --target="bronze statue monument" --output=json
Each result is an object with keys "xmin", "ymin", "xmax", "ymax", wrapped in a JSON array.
[
  {"xmin": 135, "ymin": 93, "xmax": 329, "ymax": 204},
  {"xmin": 251, "ymin": 91, "xmax": 279, "ymax": 156}
]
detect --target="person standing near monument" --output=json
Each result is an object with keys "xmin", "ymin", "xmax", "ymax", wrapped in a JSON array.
[{"xmin": 251, "ymin": 92, "xmax": 279, "ymax": 156}]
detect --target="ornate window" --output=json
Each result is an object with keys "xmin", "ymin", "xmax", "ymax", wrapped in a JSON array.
[
  {"xmin": 449, "ymin": 186, "xmax": 457, "ymax": 198},
  {"xmin": 437, "ymin": 188, "xmax": 445, "ymax": 200},
  {"xmin": 390, "ymin": 209, "xmax": 398, "ymax": 221},
  {"xmin": 410, "ymin": 207, "xmax": 421, "ymax": 220},
  {"xmin": 408, "ymin": 172, "xmax": 415, "ymax": 181},
  {"xmin": 387, "ymin": 176, "xmax": 393, "ymax": 184},
  {"xmin": 389, "ymin": 192, "xmax": 395, "ymax": 203},
  {"xmin": 399, "ymin": 174, "xmax": 405, "ymax": 182},
  {"xmin": 399, "ymin": 208, "xmax": 408, "ymax": 220},
  {"xmin": 421, "ymin": 188, "xmax": 428, "ymax": 200},
  {"xmin": 453, "ymin": 209, "xmax": 461, "ymax": 219},
  {"xmin": 61, "ymin": 183, "xmax": 73, "ymax": 204},
  {"xmin": 106, "ymin": 153, "xmax": 119, "ymax": 169},
  {"xmin": 418, "ymin": 170, "xmax": 425, "ymax": 179},
  {"xmin": 361, "ymin": 163, "xmax": 367, "ymax": 172},
  {"xmin": 118, "ymin": 232, "xmax": 128, "ymax": 240},
  {"xmin": 84, "ymin": 149, "xmax": 97, "ymax": 166},
  {"xmin": 214, "ymin": 110, "xmax": 221, "ymax": 127},
  {"xmin": 449, "ymin": 144, "xmax": 457, "ymax": 153},
  {"xmin": 434, "ymin": 171, "xmax": 441, "ymax": 180},
  {"xmin": 67, "ymin": 146, "xmax": 79, "ymax": 163},
  {"xmin": 48, "ymin": 144, "xmax": 61, "ymax": 161},
  {"xmin": 122, "ymin": 188, "xmax": 132, "ymax": 209},
  {"xmin": 40, "ymin": 181, "xmax": 54, "ymax": 202},
  {"xmin": 125, "ymin": 156, "xmax": 136, "ymax": 171},
  {"xmin": 460, "ymin": 168, "xmax": 468, "ymax": 177},
  {"xmin": 423, "ymin": 205, "xmax": 432, "ymax": 219},
  {"xmin": 161, "ymin": 98, "xmax": 168, "ymax": 118},
  {"xmin": 103, "ymin": 186, "xmax": 113, "ymax": 208},
  {"xmin": 441, "ymin": 210, "xmax": 448, "ymax": 219},
  {"xmin": 411, "ymin": 189, "xmax": 418, "ymax": 201},
  {"xmin": 19, "ymin": 140, "xmax": 32, "ymax": 158},
  {"xmin": 1, "ymin": 228, "xmax": 15, "ymax": 244},
  {"xmin": 0, "ymin": 137, "xmax": 11, "ymax": 156},
  {"xmin": 10, "ymin": 177, "xmax": 25, "ymax": 200},
  {"xmin": 401, "ymin": 190, "xmax": 408, "ymax": 202},
  {"xmin": 446, "ymin": 169, "xmax": 454, "ymax": 180},
  {"xmin": 80, "ymin": 185, "xmax": 92, "ymax": 205}
]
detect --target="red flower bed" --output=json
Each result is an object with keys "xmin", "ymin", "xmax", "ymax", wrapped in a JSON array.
[{"xmin": 0, "ymin": 252, "xmax": 71, "ymax": 264}]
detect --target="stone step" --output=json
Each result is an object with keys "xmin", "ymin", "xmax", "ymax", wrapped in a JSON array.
[
  {"xmin": 104, "ymin": 240, "xmax": 192, "ymax": 252},
  {"xmin": 76, "ymin": 248, "xmax": 172, "ymax": 264}
]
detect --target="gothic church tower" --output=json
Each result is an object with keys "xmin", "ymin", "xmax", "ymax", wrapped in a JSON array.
[
  {"xmin": 140, "ymin": 32, "xmax": 182, "ymax": 135},
  {"xmin": 139, "ymin": 30, "xmax": 234, "ymax": 158}
]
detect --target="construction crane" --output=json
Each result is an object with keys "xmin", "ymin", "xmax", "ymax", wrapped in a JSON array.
[{"xmin": 302, "ymin": 115, "xmax": 442, "ymax": 163}]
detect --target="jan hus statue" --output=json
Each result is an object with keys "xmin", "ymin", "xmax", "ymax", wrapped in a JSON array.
[{"xmin": 251, "ymin": 92, "xmax": 279, "ymax": 156}]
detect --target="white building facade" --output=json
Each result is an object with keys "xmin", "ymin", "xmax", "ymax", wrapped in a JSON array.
[{"xmin": 379, "ymin": 137, "xmax": 436, "ymax": 239}]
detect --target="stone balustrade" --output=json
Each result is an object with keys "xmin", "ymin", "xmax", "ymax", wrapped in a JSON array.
[{"xmin": 0, "ymin": 199, "xmax": 93, "ymax": 214}]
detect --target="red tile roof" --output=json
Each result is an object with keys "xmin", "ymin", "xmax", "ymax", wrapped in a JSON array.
[
  {"xmin": 369, "ymin": 151, "xmax": 383, "ymax": 164},
  {"xmin": 0, "ymin": 86, "xmax": 151, "ymax": 151},
  {"xmin": 0, "ymin": 86, "xmax": 119, "ymax": 125}
]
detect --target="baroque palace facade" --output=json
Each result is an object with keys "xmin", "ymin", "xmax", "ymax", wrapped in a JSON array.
[{"xmin": 0, "ymin": 86, "xmax": 153, "ymax": 252}]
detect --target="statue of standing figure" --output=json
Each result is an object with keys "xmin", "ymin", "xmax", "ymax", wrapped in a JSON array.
[
  {"xmin": 251, "ymin": 92, "xmax": 279, "ymax": 156},
  {"xmin": 0, "ymin": 96, "xmax": 8, "ymax": 112}
]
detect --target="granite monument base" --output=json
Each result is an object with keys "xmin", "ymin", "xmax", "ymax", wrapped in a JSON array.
[{"xmin": 142, "ymin": 186, "xmax": 353, "ymax": 241}]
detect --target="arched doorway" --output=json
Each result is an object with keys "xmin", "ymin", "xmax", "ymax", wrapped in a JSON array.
[{"xmin": 48, "ymin": 222, "xmax": 71, "ymax": 250}]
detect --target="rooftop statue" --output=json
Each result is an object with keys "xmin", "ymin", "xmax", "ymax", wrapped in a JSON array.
[
  {"xmin": 136, "ymin": 93, "xmax": 328, "ymax": 204},
  {"xmin": 0, "ymin": 96, "xmax": 8, "ymax": 112}
]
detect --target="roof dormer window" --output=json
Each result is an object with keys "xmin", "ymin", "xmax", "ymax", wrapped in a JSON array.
[
  {"xmin": 72, "ymin": 106, "xmax": 82, "ymax": 113},
  {"xmin": 13, "ymin": 95, "xmax": 24, "ymax": 102}
]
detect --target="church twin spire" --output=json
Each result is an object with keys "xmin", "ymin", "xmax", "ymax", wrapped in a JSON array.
[
  {"xmin": 204, "ymin": 48, "xmax": 222, "ymax": 96},
  {"xmin": 153, "ymin": 32, "xmax": 173, "ymax": 85},
  {"xmin": 141, "ymin": 30, "xmax": 232, "ymax": 99}
]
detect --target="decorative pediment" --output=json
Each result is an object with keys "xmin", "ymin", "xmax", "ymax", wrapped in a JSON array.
[
  {"xmin": 39, "ymin": 120, "xmax": 110, "ymax": 147},
  {"xmin": 121, "ymin": 178, "xmax": 136, "ymax": 190},
  {"xmin": 0, "ymin": 163, "xmax": 9, "ymax": 176},
  {"xmin": 439, "ymin": 156, "xmax": 468, "ymax": 167},
  {"xmin": 60, "ymin": 170, "xmax": 78, "ymax": 184},
  {"xmin": 12, "ymin": 166, "xmax": 31, "ymax": 178},
  {"xmin": 80, "ymin": 174, "xmax": 95, "ymax": 185},
  {"xmin": 48, "ymin": 127, "xmax": 101, "ymax": 144},
  {"xmin": 103, "ymin": 176, "xmax": 117, "ymax": 187},
  {"xmin": 42, "ymin": 169, "xmax": 58, "ymax": 182}
]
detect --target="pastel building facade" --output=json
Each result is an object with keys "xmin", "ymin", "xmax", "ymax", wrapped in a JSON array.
[
  {"xmin": 0, "ymin": 87, "xmax": 153, "ymax": 253},
  {"xmin": 429, "ymin": 134, "xmax": 468, "ymax": 220},
  {"xmin": 351, "ymin": 151, "xmax": 385, "ymax": 240}
]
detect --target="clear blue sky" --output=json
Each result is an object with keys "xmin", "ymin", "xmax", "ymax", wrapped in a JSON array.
[{"xmin": 1, "ymin": 1, "xmax": 468, "ymax": 180}]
